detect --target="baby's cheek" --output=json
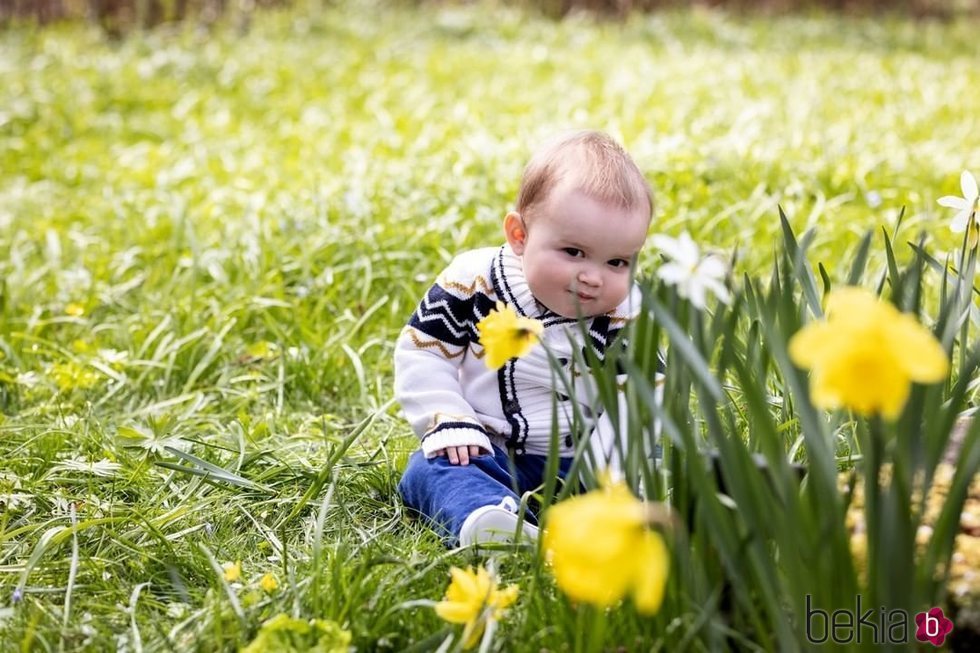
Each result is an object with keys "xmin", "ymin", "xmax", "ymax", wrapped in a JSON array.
[
  {"xmin": 609, "ymin": 275, "xmax": 630, "ymax": 299},
  {"xmin": 548, "ymin": 260, "xmax": 571, "ymax": 288}
]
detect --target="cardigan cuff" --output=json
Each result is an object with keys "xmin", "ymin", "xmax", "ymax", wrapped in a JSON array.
[{"xmin": 421, "ymin": 422, "xmax": 493, "ymax": 459}]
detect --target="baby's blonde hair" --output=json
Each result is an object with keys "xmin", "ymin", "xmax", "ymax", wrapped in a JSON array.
[{"xmin": 516, "ymin": 130, "xmax": 652, "ymax": 221}]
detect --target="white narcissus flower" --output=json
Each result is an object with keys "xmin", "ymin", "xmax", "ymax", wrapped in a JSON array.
[
  {"xmin": 938, "ymin": 170, "xmax": 979, "ymax": 248},
  {"xmin": 651, "ymin": 232, "xmax": 731, "ymax": 309},
  {"xmin": 48, "ymin": 457, "xmax": 122, "ymax": 478}
]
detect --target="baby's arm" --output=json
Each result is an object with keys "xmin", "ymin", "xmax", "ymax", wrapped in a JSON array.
[
  {"xmin": 395, "ymin": 330, "xmax": 492, "ymax": 462},
  {"xmin": 394, "ymin": 257, "xmax": 494, "ymax": 463}
]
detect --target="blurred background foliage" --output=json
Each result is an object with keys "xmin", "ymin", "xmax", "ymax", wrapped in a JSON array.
[
  {"xmin": 3, "ymin": 0, "xmax": 980, "ymax": 33},
  {"xmin": 1, "ymin": 0, "xmax": 979, "ymax": 648}
]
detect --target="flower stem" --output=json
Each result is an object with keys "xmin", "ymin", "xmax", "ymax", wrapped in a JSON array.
[
  {"xmin": 957, "ymin": 236, "xmax": 977, "ymax": 374},
  {"xmin": 863, "ymin": 415, "xmax": 885, "ymax": 605},
  {"xmin": 584, "ymin": 605, "xmax": 607, "ymax": 653}
]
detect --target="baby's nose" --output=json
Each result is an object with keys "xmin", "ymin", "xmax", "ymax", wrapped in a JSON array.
[{"xmin": 578, "ymin": 269, "xmax": 601, "ymax": 286}]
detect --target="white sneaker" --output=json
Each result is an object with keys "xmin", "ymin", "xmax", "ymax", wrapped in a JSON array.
[{"xmin": 458, "ymin": 505, "xmax": 538, "ymax": 546}]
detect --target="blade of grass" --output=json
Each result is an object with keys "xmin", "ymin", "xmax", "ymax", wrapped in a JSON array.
[
  {"xmin": 778, "ymin": 206, "xmax": 822, "ymax": 317},
  {"xmin": 159, "ymin": 446, "xmax": 271, "ymax": 492},
  {"xmin": 846, "ymin": 230, "xmax": 873, "ymax": 286}
]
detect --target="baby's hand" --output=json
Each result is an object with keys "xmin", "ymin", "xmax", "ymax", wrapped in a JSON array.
[{"xmin": 435, "ymin": 445, "xmax": 484, "ymax": 466}]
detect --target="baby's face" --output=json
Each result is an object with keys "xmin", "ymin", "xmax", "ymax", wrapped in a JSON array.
[{"xmin": 513, "ymin": 186, "xmax": 649, "ymax": 318}]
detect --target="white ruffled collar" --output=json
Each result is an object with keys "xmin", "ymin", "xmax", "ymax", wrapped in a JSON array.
[{"xmin": 497, "ymin": 243, "xmax": 551, "ymax": 318}]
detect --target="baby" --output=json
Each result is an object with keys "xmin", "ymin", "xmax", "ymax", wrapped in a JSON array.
[{"xmin": 395, "ymin": 130, "xmax": 652, "ymax": 546}]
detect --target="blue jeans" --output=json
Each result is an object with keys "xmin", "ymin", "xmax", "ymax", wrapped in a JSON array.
[{"xmin": 398, "ymin": 444, "xmax": 573, "ymax": 546}]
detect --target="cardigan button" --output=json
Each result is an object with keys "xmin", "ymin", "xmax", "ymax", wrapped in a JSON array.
[{"xmin": 504, "ymin": 400, "xmax": 520, "ymax": 413}]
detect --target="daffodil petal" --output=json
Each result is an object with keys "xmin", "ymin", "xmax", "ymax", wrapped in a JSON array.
[
  {"xmin": 492, "ymin": 585, "xmax": 519, "ymax": 613},
  {"xmin": 448, "ymin": 567, "xmax": 480, "ymax": 600},
  {"xmin": 631, "ymin": 531, "xmax": 669, "ymax": 615},
  {"xmin": 702, "ymin": 277, "xmax": 731, "ymax": 305},
  {"xmin": 809, "ymin": 366, "xmax": 844, "ymax": 412},
  {"xmin": 951, "ymin": 209, "xmax": 972, "ymax": 233},
  {"xmin": 656, "ymin": 262, "xmax": 689, "ymax": 285},
  {"xmin": 473, "ymin": 567, "xmax": 493, "ymax": 599},
  {"xmin": 435, "ymin": 601, "xmax": 475, "ymax": 624},
  {"xmin": 479, "ymin": 333, "xmax": 511, "ymax": 369},
  {"xmin": 889, "ymin": 315, "xmax": 948, "ymax": 383},
  {"xmin": 687, "ymin": 281, "xmax": 707, "ymax": 310},
  {"xmin": 677, "ymin": 232, "xmax": 701, "ymax": 263},
  {"xmin": 819, "ymin": 342, "xmax": 910, "ymax": 417},
  {"xmin": 961, "ymin": 170, "xmax": 978, "ymax": 202},
  {"xmin": 697, "ymin": 256, "xmax": 727, "ymax": 278},
  {"xmin": 938, "ymin": 196, "xmax": 970, "ymax": 210},
  {"xmin": 878, "ymin": 376, "xmax": 912, "ymax": 420},
  {"xmin": 824, "ymin": 287, "xmax": 886, "ymax": 322},
  {"xmin": 788, "ymin": 322, "xmax": 839, "ymax": 369}
]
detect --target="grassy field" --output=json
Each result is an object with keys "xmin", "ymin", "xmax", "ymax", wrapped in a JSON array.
[{"xmin": 1, "ymin": 0, "xmax": 979, "ymax": 649}]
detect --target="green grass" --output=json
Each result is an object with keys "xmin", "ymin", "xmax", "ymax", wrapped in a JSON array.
[{"xmin": 1, "ymin": 1, "xmax": 979, "ymax": 649}]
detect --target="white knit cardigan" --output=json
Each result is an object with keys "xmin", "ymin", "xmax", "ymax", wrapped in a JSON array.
[{"xmin": 394, "ymin": 243, "xmax": 642, "ymax": 461}]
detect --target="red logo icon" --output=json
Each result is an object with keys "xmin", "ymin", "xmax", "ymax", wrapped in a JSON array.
[{"xmin": 915, "ymin": 607, "xmax": 953, "ymax": 646}]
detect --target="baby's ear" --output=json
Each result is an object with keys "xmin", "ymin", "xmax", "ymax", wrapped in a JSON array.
[{"xmin": 503, "ymin": 212, "xmax": 527, "ymax": 254}]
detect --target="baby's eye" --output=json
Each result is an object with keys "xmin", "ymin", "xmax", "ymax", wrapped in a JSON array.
[
  {"xmin": 608, "ymin": 259, "xmax": 630, "ymax": 268},
  {"xmin": 562, "ymin": 248, "xmax": 584, "ymax": 258}
]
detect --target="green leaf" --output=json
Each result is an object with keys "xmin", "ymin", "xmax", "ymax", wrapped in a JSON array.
[
  {"xmin": 778, "ymin": 206, "xmax": 822, "ymax": 317},
  {"xmin": 159, "ymin": 446, "xmax": 271, "ymax": 492},
  {"xmin": 846, "ymin": 230, "xmax": 873, "ymax": 286}
]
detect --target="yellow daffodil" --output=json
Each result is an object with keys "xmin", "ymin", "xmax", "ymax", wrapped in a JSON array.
[
  {"xmin": 543, "ymin": 482, "xmax": 669, "ymax": 614},
  {"xmin": 222, "ymin": 560, "xmax": 242, "ymax": 583},
  {"xmin": 789, "ymin": 287, "xmax": 948, "ymax": 420},
  {"xmin": 475, "ymin": 302, "xmax": 544, "ymax": 370},
  {"xmin": 259, "ymin": 572, "xmax": 278, "ymax": 592},
  {"xmin": 434, "ymin": 566, "xmax": 519, "ymax": 650}
]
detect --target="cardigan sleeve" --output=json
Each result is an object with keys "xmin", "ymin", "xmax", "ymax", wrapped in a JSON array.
[{"xmin": 394, "ymin": 255, "xmax": 494, "ymax": 458}]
